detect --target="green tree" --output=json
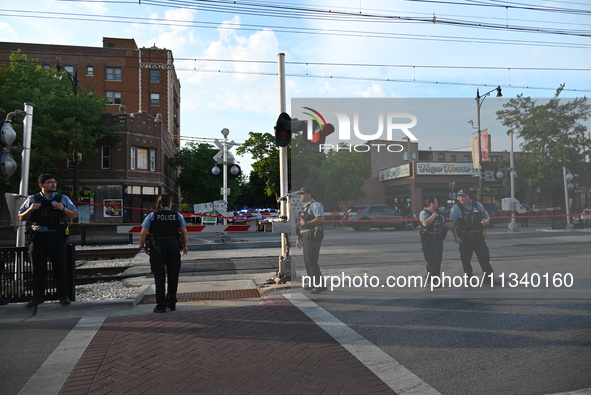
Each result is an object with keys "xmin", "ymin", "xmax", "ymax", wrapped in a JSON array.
[
  {"xmin": 168, "ymin": 142, "xmax": 242, "ymax": 209},
  {"xmin": 318, "ymin": 147, "xmax": 369, "ymax": 211},
  {"xmin": 0, "ymin": 51, "xmax": 117, "ymax": 194},
  {"xmin": 496, "ymin": 85, "xmax": 591, "ymax": 191},
  {"xmin": 237, "ymin": 132, "xmax": 369, "ymax": 211},
  {"xmin": 236, "ymin": 132, "xmax": 280, "ymax": 197}
]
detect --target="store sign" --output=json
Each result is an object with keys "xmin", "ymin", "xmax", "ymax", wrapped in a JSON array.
[
  {"xmin": 379, "ymin": 163, "xmax": 410, "ymax": 181},
  {"xmin": 416, "ymin": 162, "xmax": 479, "ymax": 176}
]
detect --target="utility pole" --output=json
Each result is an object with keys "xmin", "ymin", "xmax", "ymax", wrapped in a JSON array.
[{"xmin": 275, "ymin": 52, "xmax": 292, "ymax": 283}]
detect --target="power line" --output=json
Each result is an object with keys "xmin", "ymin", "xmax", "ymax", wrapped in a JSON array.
[
  {"xmin": 175, "ymin": 67, "xmax": 591, "ymax": 93},
  {"xmin": 2, "ymin": 49, "xmax": 589, "ymax": 93}
]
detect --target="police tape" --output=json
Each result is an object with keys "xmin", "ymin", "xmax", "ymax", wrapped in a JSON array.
[{"xmin": 117, "ymin": 224, "xmax": 259, "ymax": 233}]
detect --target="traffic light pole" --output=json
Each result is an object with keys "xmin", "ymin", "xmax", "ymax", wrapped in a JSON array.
[{"xmin": 276, "ymin": 52, "xmax": 292, "ymax": 282}]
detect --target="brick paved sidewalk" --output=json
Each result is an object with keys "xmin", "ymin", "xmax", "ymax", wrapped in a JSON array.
[{"xmin": 59, "ymin": 294, "xmax": 395, "ymax": 394}]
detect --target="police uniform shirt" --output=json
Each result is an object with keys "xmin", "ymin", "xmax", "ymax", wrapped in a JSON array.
[
  {"xmin": 419, "ymin": 208, "xmax": 435, "ymax": 223},
  {"xmin": 141, "ymin": 206, "xmax": 188, "ymax": 231},
  {"xmin": 449, "ymin": 200, "xmax": 488, "ymax": 223},
  {"xmin": 299, "ymin": 199, "xmax": 324, "ymax": 234},
  {"xmin": 19, "ymin": 192, "xmax": 78, "ymax": 232}
]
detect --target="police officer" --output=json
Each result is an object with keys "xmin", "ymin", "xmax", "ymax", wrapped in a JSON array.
[
  {"xmin": 18, "ymin": 174, "xmax": 78, "ymax": 307},
  {"xmin": 295, "ymin": 186, "xmax": 326, "ymax": 294},
  {"xmin": 419, "ymin": 197, "xmax": 447, "ymax": 284},
  {"xmin": 138, "ymin": 193, "xmax": 189, "ymax": 313},
  {"xmin": 449, "ymin": 189, "xmax": 495, "ymax": 279}
]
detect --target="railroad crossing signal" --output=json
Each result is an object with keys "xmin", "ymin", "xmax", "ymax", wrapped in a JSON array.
[{"xmin": 1, "ymin": 120, "xmax": 18, "ymax": 181}]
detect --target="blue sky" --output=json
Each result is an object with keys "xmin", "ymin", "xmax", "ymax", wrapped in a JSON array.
[{"xmin": 1, "ymin": 0, "xmax": 590, "ymax": 173}]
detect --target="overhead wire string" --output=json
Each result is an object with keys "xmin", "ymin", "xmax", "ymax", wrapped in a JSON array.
[
  {"xmin": 4, "ymin": 47, "xmax": 589, "ymax": 75},
  {"xmin": 405, "ymin": 0, "xmax": 591, "ymax": 15},
  {"xmin": 53, "ymin": 0, "xmax": 591, "ymax": 37},
  {"xmin": 138, "ymin": 0, "xmax": 591, "ymax": 37},
  {"xmin": 2, "ymin": 9, "xmax": 590, "ymax": 49},
  {"xmin": 174, "ymin": 66, "xmax": 591, "ymax": 93}
]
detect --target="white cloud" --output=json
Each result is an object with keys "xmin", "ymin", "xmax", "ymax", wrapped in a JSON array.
[{"xmin": 358, "ymin": 84, "xmax": 386, "ymax": 97}]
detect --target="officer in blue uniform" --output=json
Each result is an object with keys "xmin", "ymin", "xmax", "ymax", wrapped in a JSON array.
[
  {"xmin": 449, "ymin": 189, "xmax": 495, "ymax": 278},
  {"xmin": 18, "ymin": 174, "xmax": 78, "ymax": 307},
  {"xmin": 295, "ymin": 186, "xmax": 326, "ymax": 294},
  {"xmin": 138, "ymin": 193, "xmax": 189, "ymax": 313},
  {"xmin": 419, "ymin": 197, "xmax": 447, "ymax": 284}
]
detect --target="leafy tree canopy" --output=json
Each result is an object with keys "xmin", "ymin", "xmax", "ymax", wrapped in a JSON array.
[
  {"xmin": 168, "ymin": 142, "xmax": 242, "ymax": 209},
  {"xmin": 238, "ymin": 132, "xmax": 369, "ymax": 211},
  {"xmin": 496, "ymin": 85, "xmax": 590, "ymax": 190},
  {"xmin": 0, "ymin": 51, "xmax": 117, "ymax": 194}
]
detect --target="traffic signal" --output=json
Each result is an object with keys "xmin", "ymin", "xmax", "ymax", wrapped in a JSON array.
[
  {"xmin": 0, "ymin": 120, "xmax": 17, "ymax": 181},
  {"xmin": 274, "ymin": 112, "xmax": 306, "ymax": 147},
  {"xmin": 307, "ymin": 122, "xmax": 335, "ymax": 150}
]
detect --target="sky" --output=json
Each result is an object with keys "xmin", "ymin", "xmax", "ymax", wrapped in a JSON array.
[{"xmin": 1, "ymin": 0, "xmax": 590, "ymax": 174}]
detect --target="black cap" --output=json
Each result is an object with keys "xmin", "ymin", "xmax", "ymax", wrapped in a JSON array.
[
  {"xmin": 296, "ymin": 186, "xmax": 313, "ymax": 195},
  {"xmin": 457, "ymin": 189, "xmax": 470, "ymax": 196}
]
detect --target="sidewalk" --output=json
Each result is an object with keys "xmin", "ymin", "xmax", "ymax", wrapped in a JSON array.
[
  {"xmin": 57, "ymin": 293, "xmax": 396, "ymax": 395},
  {"xmin": 1, "ymin": 266, "xmax": 437, "ymax": 395}
]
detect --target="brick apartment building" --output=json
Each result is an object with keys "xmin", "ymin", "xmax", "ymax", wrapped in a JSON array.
[{"xmin": 0, "ymin": 37, "xmax": 181, "ymax": 223}]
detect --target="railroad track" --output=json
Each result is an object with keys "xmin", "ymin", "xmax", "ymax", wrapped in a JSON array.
[
  {"xmin": 74, "ymin": 266, "xmax": 136, "ymax": 285},
  {"xmin": 75, "ymin": 247, "xmax": 139, "ymax": 261}
]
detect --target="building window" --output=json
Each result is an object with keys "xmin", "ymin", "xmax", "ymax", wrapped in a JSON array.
[
  {"xmin": 150, "ymin": 69, "xmax": 160, "ymax": 83},
  {"xmin": 101, "ymin": 145, "xmax": 111, "ymax": 169},
  {"xmin": 64, "ymin": 65, "xmax": 75, "ymax": 74},
  {"xmin": 43, "ymin": 65, "xmax": 50, "ymax": 70},
  {"xmin": 437, "ymin": 153, "xmax": 445, "ymax": 161},
  {"xmin": 130, "ymin": 147, "xmax": 136, "ymax": 170},
  {"xmin": 150, "ymin": 149, "xmax": 156, "ymax": 171},
  {"xmin": 86, "ymin": 66, "xmax": 94, "ymax": 76},
  {"xmin": 106, "ymin": 91, "xmax": 122, "ymax": 104},
  {"xmin": 150, "ymin": 93, "xmax": 160, "ymax": 106},
  {"xmin": 464, "ymin": 155, "xmax": 471, "ymax": 162},
  {"xmin": 451, "ymin": 155, "xmax": 456, "ymax": 161},
  {"xmin": 106, "ymin": 67, "xmax": 122, "ymax": 81},
  {"xmin": 137, "ymin": 148, "xmax": 149, "ymax": 170}
]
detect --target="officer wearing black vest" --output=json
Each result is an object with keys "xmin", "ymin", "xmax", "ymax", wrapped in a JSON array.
[
  {"xmin": 18, "ymin": 174, "xmax": 78, "ymax": 308},
  {"xmin": 419, "ymin": 197, "xmax": 448, "ymax": 284},
  {"xmin": 295, "ymin": 186, "xmax": 326, "ymax": 294},
  {"xmin": 449, "ymin": 189, "xmax": 495, "ymax": 279},
  {"xmin": 139, "ymin": 194, "xmax": 189, "ymax": 313}
]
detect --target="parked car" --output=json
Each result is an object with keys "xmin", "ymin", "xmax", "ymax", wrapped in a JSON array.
[{"xmin": 344, "ymin": 205, "xmax": 405, "ymax": 231}]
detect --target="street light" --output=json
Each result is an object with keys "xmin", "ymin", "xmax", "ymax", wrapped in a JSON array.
[
  {"xmin": 475, "ymin": 85, "xmax": 502, "ymax": 188},
  {"xmin": 56, "ymin": 62, "xmax": 81, "ymax": 198},
  {"xmin": 56, "ymin": 62, "xmax": 78, "ymax": 95}
]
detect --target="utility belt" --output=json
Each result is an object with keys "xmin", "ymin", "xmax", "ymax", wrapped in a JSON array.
[
  {"xmin": 300, "ymin": 226, "xmax": 324, "ymax": 240},
  {"xmin": 26, "ymin": 226, "xmax": 68, "ymax": 244},
  {"xmin": 459, "ymin": 228, "xmax": 486, "ymax": 237},
  {"xmin": 145, "ymin": 233, "xmax": 184, "ymax": 250},
  {"xmin": 420, "ymin": 228, "xmax": 447, "ymax": 241}
]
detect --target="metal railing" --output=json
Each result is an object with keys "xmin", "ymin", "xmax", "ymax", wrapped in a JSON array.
[
  {"xmin": 0, "ymin": 245, "xmax": 75, "ymax": 303},
  {"xmin": 0, "ymin": 224, "xmax": 134, "ymax": 247}
]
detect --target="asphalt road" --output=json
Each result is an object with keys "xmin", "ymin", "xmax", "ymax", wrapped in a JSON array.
[{"xmin": 293, "ymin": 225, "xmax": 591, "ymax": 395}]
